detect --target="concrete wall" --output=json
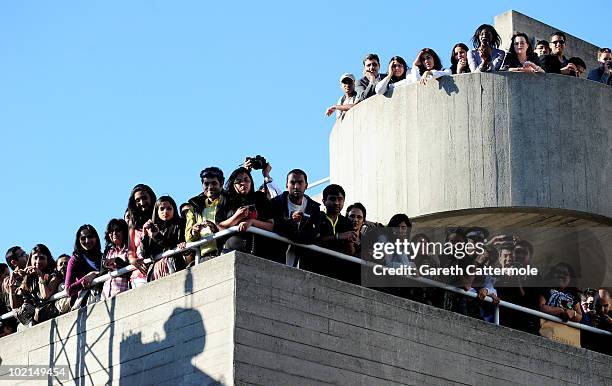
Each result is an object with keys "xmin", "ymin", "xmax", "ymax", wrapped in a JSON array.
[
  {"xmin": 494, "ymin": 10, "xmax": 601, "ymax": 71},
  {"xmin": 0, "ymin": 256, "xmax": 236, "ymax": 385},
  {"xmin": 2, "ymin": 252, "xmax": 611, "ymax": 385},
  {"xmin": 329, "ymin": 72, "xmax": 612, "ymax": 225}
]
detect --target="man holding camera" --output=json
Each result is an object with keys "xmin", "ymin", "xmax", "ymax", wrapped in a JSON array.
[
  {"xmin": 270, "ymin": 169, "xmax": 321, "ymax": 267},
  {"xmin": 587, "ymin": 47, "xmax": 612, "ymax": 85}
]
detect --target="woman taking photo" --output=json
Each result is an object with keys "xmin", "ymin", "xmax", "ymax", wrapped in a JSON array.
[
  {"xmin": 467, "ymin": 24, "xmax": 505, "ymax": 72},
  {"xmin": 502, "ymin": 32, "xmax": 545, "ymax": 73},
  {"xmin": 215, "ymin": 167, "xmax": 274, "ymax": 254},
  {"xmin": 375, "ymin": 56, "xmax": 408, "ymax": 96}
]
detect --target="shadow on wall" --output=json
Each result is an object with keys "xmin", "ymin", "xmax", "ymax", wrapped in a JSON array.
[{"xmin": 119, "ymin": 268, "xmax": 221, "ymax": 385}]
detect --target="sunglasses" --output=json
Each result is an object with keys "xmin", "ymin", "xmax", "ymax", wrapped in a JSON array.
[{"xmin": 551, "ymin": 40, "xmax": 565, "ymax": 46}]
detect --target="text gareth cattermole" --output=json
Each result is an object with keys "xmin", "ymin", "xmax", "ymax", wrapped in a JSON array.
[{"xmin": 372, "ymin": 239, "xmax": 485, "ymax": 260}]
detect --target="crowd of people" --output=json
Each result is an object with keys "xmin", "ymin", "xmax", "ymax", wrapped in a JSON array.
[
  {"xmin": 1, "ymin": 157, "xmax": 610, "ymax": 354},
  {"xmin": 326, "ymin": 24, "xmax": 612, "ymax": 119}
]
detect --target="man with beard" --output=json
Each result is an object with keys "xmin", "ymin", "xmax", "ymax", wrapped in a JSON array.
[
  {"xmin": 185, "ymin": 167, "xmax": 224, "ymax": 262},
  {"xmin": 270, "ymin": 169, "xmax": 321, "ymax": 266}
]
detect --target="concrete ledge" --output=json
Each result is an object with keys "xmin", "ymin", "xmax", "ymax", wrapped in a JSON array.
[
  {"xmin": 330, "ymin": 72, "xmax": 612, "ymax": 225},
  {"xmin": 1, "ymin": 252, "xmax": 610, "ymax": 385}
]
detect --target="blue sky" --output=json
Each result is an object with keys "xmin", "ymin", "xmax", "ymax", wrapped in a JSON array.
[{"xmin": 0, "ymin": 1, "xmax": 607, "ymax": 258}]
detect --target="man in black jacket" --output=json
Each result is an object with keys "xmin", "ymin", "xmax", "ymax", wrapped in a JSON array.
[{"xmin": 270, "ymin": 169, "xmax": 321, "ymax": 267}]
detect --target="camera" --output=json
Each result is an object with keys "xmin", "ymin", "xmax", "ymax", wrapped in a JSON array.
[
  {"xmin": 605, "ymin": 60, "xmax": 612, "ymax": 70},
  {"xmin": 246, "ymin": 155, "xmax": 267, "ymax": 170}
]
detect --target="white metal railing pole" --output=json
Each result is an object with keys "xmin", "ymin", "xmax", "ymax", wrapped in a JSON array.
[{"xmin": 494, "ymin": 305, "xmax": 500, "ymax": 326}]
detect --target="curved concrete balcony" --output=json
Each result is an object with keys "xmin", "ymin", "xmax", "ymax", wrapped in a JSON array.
[{"xmin": 329, "ymin": 72, "xmax": 612, "ymax": 227}]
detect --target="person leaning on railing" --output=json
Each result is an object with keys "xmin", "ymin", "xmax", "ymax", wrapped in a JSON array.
[
  {"xmin": 138, "ymin": 196, "xmax": 186, "ymax": 282},
  {"xmin": 501, "ymin": 32, "xmax": 545, "ymax": 73},
  {"xmin": 7, "ymin": 244, "xmax": 61, "ymax": 326},
  {"xmin": 269, "ymin": 169, "xmax": 321, "ymax": 267},
  {"xmin": 100, "ymin": 219, "xmax": 131, "ymax": 299},
  {"xmin": 538, "ymin": 263, "xmax": 582, "ymax": 323},
  {"xmin": 185, "ymin": 167, "xmax": 224, "ymax": 262},
  {"xmin": 65, "ymin": 225, "xmax": 103, "ymax": 309},
  {"xmin": 215, "ymin": 167, "xmax": 274, "ymax": 255}
]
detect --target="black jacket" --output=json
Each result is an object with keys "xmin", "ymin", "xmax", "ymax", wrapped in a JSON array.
[{"xmin": 270, "ymin": 192, "xmax": 321, "ymax": 244}]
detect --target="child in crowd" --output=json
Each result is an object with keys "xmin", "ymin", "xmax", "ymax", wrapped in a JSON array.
[{"xmin": 139, "ymin": 196, "xmax": 186, "ymax": 282}]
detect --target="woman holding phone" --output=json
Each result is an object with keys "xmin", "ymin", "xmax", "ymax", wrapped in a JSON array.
[{"xmin": 215, "ymin": 167, "xmax": 274, "ymax": 254}]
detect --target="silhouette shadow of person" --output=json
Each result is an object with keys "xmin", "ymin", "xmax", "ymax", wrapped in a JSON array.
[{"xmin": 119, "ymin": 307, "xmax": 221, "ymax": 385}]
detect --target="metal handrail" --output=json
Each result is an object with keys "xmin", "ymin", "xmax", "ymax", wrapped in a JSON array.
[
  {"xmin": 2, "ymin": 225, "xmax": 610, "ymax": 337},
  {"xmin": 305, "ymin": 176, "xmax": 330, "ymax": 191}
]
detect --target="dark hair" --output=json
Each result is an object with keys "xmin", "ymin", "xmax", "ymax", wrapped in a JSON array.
[
  {"xmin": 416, "ymin": 48, "xmax": 443, "ymax": 75},
  {"xmin": 550, "ymin": 31, "xmax": 566, "ymax": 41},
  {"xmin": 287, "ymin": 169, "xmax": 308, "ymax": 183},
  {"xmin": 514, "ymin": 239, "xmax": 534, "ymax": 257},
  {"xmin": 222, "ymin": 167, "xmax": 257, "ymax": 210},
  {"xmin": 127, "ymin": 184, "xmax": 157, "ymax": 229},
  {"xmin": 450, "ymin": 43, "xmax": 470, "ymax": 74},
  {"xmin": 200, "ymin": 166, "xmax": 224, "ymax": 185},
  {"xmin": 152, "ymin": 195, "xmax": 181, "ymax": 227},
  {"xmin": 57, "ymin": 254, "xmax": 70, "ymax": 261},
  {"xmin": 5, "ymin": 246, "xmax": 23, "ymax": 270},
  {"xmin": 388, "ymin": 56, "xmax": 408, "ymax": 81},
  {"xmin": 546, "ymin": 262, "xmax": 578, "ymax": 290},
  {"xmin": 0, "ymin": 263, "xmax": 8, "ymax": 274},
  {"xmin": 363, "ymin": 53, "xmax": 380, "ymax": 65},
  {"xmin": 27, "ymin": 244, "xmax": 56, "ymax": 274},
  {"xmin": 445, "ymin": 227, "xmax": 466, "ymax": 242},
  {"xmin": 346, "ymin": 202, "xmax": 367, "ymax": 220},
  {"xmin": 507, "ymin": 32, "xmax": 538, "ymax": 63},
  {"xmin": 599, "ymin": 47, "xmax": 611, "ymax": 54},
  {"xmin": 72, "ymin": 224, "xmax": 102, "ymax": 264},
  {"xmin": 471, "ymin": 24, "xmax": 501, "ymax": 49},
  {"xmin": 104, "ymin": 218, "xmax": 129, "ymax": 254},
  {"xmin": 536, "ymin": 40, "xmax": 550, "ymax": 47},
  {"xmin": 322, "ymin": 184, "xmax": 345, "ymax": 201},
  {"xmin": 568, "ymin": 56, "xmax": 586, "ymax": 69},
  {"xmin": 387, "ymin": 213, "xmax": 412, "ymax": 228}
]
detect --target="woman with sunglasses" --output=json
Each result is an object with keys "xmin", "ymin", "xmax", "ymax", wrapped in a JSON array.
[
  {"xmin": 101, "ymin": 219, "xmax": 131, "ymax": 299},
  {"xmin": 215, "ymin": 167, "xmax": 274, "ymax": 254}
]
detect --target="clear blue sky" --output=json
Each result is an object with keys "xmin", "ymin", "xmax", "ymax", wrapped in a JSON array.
[{"xmin": 0, "ymin": 1, "xmax": 607, "ymax": 258}]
